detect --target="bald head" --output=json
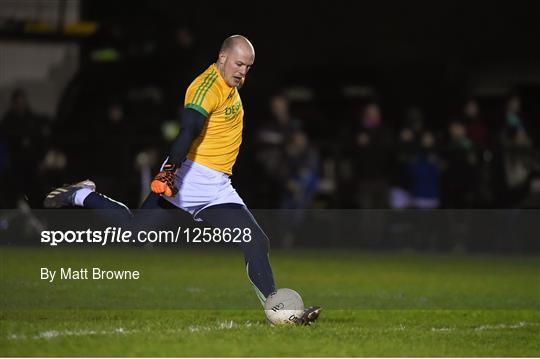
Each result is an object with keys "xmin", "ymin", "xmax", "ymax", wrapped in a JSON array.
[
  {"xmin": 216, "ymin": 35, "xmax": 255, "ymax": 88},
  {"xmin": 220, "ymin": 35, "xmax": 255, "ymax": 57}
]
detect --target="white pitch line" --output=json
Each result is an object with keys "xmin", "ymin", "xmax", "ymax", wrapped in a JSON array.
[
  {"xmin": 6, "ymin": 327, "xmax": 136, "ymax": 340},
  {"xmin": 431, "ymin": 327, "xmax": 453, "ymax": 332},
  {"xmin": 188, "ymin": 320, "xmax": 255, "ymax": 333},
  {"xmin": 474, "ymin": 321, "xmax": 539, "ymax": 331},
  {"xmin": 7, "ymin": 322, "xmax": 259, "ymax": 340}
]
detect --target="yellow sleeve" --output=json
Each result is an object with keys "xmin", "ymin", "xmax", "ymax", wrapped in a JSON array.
[{"xmin": 184, "ymin": 71, "xmax": 221, "ymax": 117}]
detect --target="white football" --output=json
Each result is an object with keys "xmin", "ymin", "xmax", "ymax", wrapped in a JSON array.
[{"xmin": 264, "ymin": 288, "xmax": 304, "ymax": 325}]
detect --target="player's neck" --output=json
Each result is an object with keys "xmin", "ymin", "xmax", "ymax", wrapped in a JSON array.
[
  {"xmin": 215, "ymin": 62, "xmax": 225, "ymax": 79},
  {"xmin": 214, "ymin": 62, "xmax": 235, "ymax": 89}
]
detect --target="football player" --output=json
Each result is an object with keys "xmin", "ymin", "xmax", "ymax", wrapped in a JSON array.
[{"xmin": 45, "ymin": 35, "xmax": 320, "ymax": 325}]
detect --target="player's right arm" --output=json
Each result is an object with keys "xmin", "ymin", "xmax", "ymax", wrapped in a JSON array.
[
  {"xmin": 150, "ymin": 108, "xmax": 207, "ymax": 196},
  {"xmin": 150, "ymin": 72, "xmax": 221, "ymax": 197}
]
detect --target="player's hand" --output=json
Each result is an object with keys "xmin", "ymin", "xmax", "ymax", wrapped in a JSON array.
[{"xmin": 150, "ymin": 163, "xmax": 178, "ymax": 197}]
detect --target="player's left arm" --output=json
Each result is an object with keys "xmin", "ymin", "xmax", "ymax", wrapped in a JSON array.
[{"xmin": 150, "ymin": 108, "xmax": 207, "ymax": 197}]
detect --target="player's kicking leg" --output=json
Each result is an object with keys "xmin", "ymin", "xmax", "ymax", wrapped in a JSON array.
[
  {"xmin": 43, "ymin": 180, "xmax": 181, "ymax": 229},
  {"xmin": 197, "ymin": 203, "xmax": 322, "ymax": 325}
]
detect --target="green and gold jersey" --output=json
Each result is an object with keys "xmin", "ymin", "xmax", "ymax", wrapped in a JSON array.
[{"xmin": 184, "ymin": 64, "xmax": 243, "ymax": 175}]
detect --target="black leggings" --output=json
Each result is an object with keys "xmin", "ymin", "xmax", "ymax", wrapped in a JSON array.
[{"xmin": 83, "ymin": 192, "xmax": 276, "ymax": 302}]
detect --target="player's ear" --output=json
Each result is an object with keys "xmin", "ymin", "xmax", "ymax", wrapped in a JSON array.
[{"xmin": 218, "ymin": 51, "xmax": 227, "ymax": 65}]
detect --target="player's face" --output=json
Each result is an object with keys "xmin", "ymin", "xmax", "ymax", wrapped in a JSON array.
[{"xmin": 219, "ymin": 46, "xmax": 254, "ymax": 87}]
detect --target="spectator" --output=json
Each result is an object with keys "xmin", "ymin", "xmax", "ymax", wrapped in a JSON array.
[
  {"xmin": 255, "ymin": 95, "xmax": 302, "ymax": 206},
  {"xmin": 0, "ymin": 89, "xmax": 50, "ymax": 207},
  {"xmin": 278, "ymin": 130, "xmax": 319, "ymax": 247},
  {"xmin": 500, "ymin": 94, "xmax": 534, "ymax": 206},
  {"xmin": 441, "ymin": 121, "xmax": 476, "ymax": 208},
  {"xmin": 280, "ymin": 130, "xmax": 319, "ymax": 210},
  {"xmin": 388, "ymin": 127, "xmax": 416, "ymax": 209},
  {"xmin": 463, "ymin": 98, "xmax": 490, "ymax": 147},
  {"xmin": 352, "ymin": 102, "xmax": 394, "ymax": 208},
  {"xmin": 409, "ymin": 131, "xmax": 442, "ymax": 209},
  {"xmin": 257, "ymin": 95, "xmax": 302, "ymax": 148},
  {"xmin": 501, "ymin": 94, "xmax": 532, "ymax": 147}
]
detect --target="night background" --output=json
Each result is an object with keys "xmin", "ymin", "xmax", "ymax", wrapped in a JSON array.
[
  {"xmin": 1, "ymin": 2, "xmax": 540, "ymax": 357},
  {"xmin": 1, "ymin": 0, "xmax": 540, "ymax": 251}
]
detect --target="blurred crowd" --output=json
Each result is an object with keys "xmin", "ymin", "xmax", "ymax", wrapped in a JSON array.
[
  {"xmin": 254, "ymin": 93, "xmax": 539, "ymax": 211},
  {"xmin": 1, "ymin": 85, "xmax": 539, "ymax": 211},
  {"xmin": 2, "ymin": 19, "xmax": 539, "ymax": 211}
]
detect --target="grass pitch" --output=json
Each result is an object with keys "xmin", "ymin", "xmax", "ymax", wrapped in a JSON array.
[{"xmin": 1, "ymin": 247, "xmax": 539, "ymax": 356}]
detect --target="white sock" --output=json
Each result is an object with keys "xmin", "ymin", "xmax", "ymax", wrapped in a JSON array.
[{"xmin": 74, "ymin": 188, "xmax": 93, "ymax": 207}]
